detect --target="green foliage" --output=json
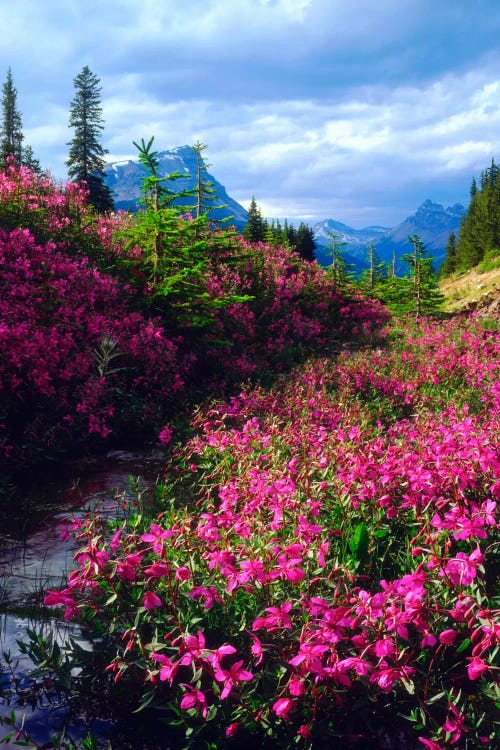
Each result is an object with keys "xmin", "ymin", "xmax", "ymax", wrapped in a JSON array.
[
  {"xmin": 359, "ymin": 242, "xmax": 386, "ymax": 292},
  {"xmin": 478, "ymin": 246, "xmax": 500, "ymax": 272},
  {"xmin": 294, "ymin": 222, "xmax": 316, "ymax": 262},
  {"xmin": 243, "ymin": 201, "xmax": 316, "ymax": 261},
  {"xmin": 439, "ymin": 230, "xmax": 458, "ymax": 277},
  {"xmin": 120, "ymin": 137, "xmax": 252, "ymax": 329},
  {"xmin": 243, "ymin": 196, "xmax": 266, "ymax": 242},
  {"xmin": 66, "ymin": 66, "xmax": 114, "ymax": 213},
  {"xmin": 381, "ymin": 234, "xmax": 444, "ymax": 318},
  {"xmin": 192, "ymin": 140, "xmax": 226, "ymax": 222},
  {"xmin": 132, "ymin": 136, "xmax": 191, "ymax": 212},
  {"xmin": 0, "ymin": 67, "xmax": 39, "ymax": 171},
  {"xmin": 0, "ymin": 68, "xmax": 23, "ymax": 166},
  {"xmin": 325, "ymin": 231, "xmax": 353, "ymax": 288},
  {"xmin": 450, "ymin": 159, "xmax": 500, "ymax": 274}
]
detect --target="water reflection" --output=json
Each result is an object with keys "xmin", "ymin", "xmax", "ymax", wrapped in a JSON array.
[{"xmin": 0, "ymin": 453, "xmax": 163, "ymax": 748}]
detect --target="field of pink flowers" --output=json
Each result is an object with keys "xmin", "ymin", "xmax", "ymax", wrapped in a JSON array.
[
  {"xmin": 0, "ymin": 161, "xmax": 497, "ymax": 748},
  {"xmin": 44, "ymin": 315, "xmax": 500, "ymax": 749},
  {"xmin": 0, "ymin": 161, "xmax": 386, "ymax": 471}
]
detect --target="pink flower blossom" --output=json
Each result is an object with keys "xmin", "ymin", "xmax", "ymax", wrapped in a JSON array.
[
  {"xmin": 272, "ymin": 698, "xmax": 294, "ymax": 720},
  {"xmin": 159, "ymin": 425, "xmax": 173, "ymax": 446},
  {"xmin": 143, "ymin": 591, "xmax": 162, "ymax": 610},
  {"xmin": 439, "ymin": 629, "xmax": 457, "ymax": 646},
  {"xmin": 214, "ymin": 660, "xmax": 253, "ymax": 699},
  {"xmin": 467, "ymin": 656, "xmax": 489, "ymax": 680},
  {"xmin": 179, "ymin": 684, "xmax": 208, "ymax": 718}
]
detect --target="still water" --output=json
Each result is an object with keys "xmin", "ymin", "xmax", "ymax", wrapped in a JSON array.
[{"xmin": 0, "ymin": 453, "xmax": 162, "ymax": 748}]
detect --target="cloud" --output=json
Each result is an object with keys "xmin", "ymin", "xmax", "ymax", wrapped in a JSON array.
[{"xmin": 3, "ymin": 1, "xmax": 500, "ymax": 225}]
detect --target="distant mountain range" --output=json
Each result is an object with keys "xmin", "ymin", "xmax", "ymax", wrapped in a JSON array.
[
  {"xmin": 104, "ymin": 148, "xmax": 466, "ymax": 272},
  {"xmin": 104, "ymin": 146, "xmax": 248, "ymax": 229},
  {"xmin": 313, "ymin": 200, "xmax": 466, "ymax": 272}
]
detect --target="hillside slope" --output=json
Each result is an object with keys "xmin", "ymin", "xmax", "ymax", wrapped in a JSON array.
[{"xmin": 440, "ymin": 266, "xmax": 500, "ymax": 314}]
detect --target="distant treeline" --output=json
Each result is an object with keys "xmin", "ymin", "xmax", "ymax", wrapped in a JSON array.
[{"xmin": 243, "ymin": 196, "xmax": 317, "ymax": 262}]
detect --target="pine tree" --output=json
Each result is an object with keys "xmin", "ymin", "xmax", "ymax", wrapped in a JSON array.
[
  {"xmin": 243, "ymin": 197, "xmax": 266, "ymax": 242},
  {"xmin": 326, "ymin": 232, "xmax": 352, "ymax": 287},
  {"xmin": 22, "ymin": 144, "xmax": 41, "ymax": 173},
  {"xmin": 454, "ymin": 159, "xmax": 500, "ymax": 271},
  {"xmin": 1, "ymin": 67, "xmax": 23, "ymax": 166},
  {"xmin": 285, "ymin": 220, "xmax": 297, "ymax": 249},
  {"xmin": 400, "ymin": 234, "xmax": 444, "ymax": 317},
  {"xmin": 295, "ymin": 222, "xmax": 316, "ymax": 262},
  {"xmin": 440, "ymin": 231, "xmax": 458, "ymax": 277},
  {"xmin": 360, "ymin": 242, "xmax": 386, "ymax": 291},
  {"xmin": 66, "ymin": 66, "xmax": 114, "ymax": 212},
  {"xmin": 264, "ymin": 219, "xmax": 275, "ymax": 245},
  {"xmin": 192, "ymin": 141, "xmax": 222, "ymax": 220}
]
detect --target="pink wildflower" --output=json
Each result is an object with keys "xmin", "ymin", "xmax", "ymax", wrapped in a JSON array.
[
  {"xmin": 439, "ymin": 629, "xmax": 457, "ymax": 646},
  {"xmin": 158, "ymin": 424, "xmax": 173, "ymax": 446},
  {"xmin": 151, "ymin": 652, "xmax": 178, "ymax": 684},
  {"xmin": 179, "ymin": 684, "xmax": 208, "ymax": 718},
  {"xmin": 467, "ymin": 656, "xmax": 489, "ymax": 680},
  {"xmin": 272, "ymin": 698, "xmax": 294, "ymax": 720},
  {"xmin": 214, "ymin": 660, "xmax": 253, "ymax": 699},
  {"xmin": 143, "ymin": 591, "xmax": 162, "ymax": 610}
]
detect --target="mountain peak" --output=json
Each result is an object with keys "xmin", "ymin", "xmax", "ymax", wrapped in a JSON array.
[
  {"xmin": 104, "ymin": 146, "xmax": 248, "ymax": 228},
  {"xmin": 314, "ymin": 199, "xmax": 467, "ymax": 270},
  {"xmin": 416, "ymin": 199, "xmax": 443, "ymax": 214}
]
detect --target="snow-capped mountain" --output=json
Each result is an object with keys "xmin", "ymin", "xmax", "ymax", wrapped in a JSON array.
[
  {"xmin": 313, "ymin": 201, "xmax": 466, "ymax": 269},
  {"xmin": 104, "ymin": 146, "xmax": 248, "ymax": 229}
]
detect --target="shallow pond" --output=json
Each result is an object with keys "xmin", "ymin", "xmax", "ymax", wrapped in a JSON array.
[{"xmin": 0, "ymin": 452, "xmax": 164, "ymax": 749}]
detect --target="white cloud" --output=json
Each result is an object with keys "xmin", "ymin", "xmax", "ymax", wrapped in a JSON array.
[{"xmin": 3, "ymin": 1, "xmax": 500, "ymax": 225}]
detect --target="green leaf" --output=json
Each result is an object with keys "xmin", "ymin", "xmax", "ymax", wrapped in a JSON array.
[
  {"xmin": 349, "ymin": 522, "xmax": 369, "ymax": 563},
  {"xmin": 456, "ymin": 637, "xmax": 471, "ymax": 654},
  {"xmin": 133, "ymin": 689, "xmax": 156, "ymax": 713}
]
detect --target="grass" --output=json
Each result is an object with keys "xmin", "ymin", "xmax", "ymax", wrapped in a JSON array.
[{"xmin": 439, "ymin": 264, "xmax": 500, "ymax": 311}]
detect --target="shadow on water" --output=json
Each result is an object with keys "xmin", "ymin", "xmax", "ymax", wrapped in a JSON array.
[{"xmin": 0, "ymin": 451, "xmax": 165, "ymax": 749}]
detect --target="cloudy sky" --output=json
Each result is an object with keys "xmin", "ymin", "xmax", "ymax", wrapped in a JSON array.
[{"xmin": 3, "ymin": 0, "xmax": 500, "ymax": 227}]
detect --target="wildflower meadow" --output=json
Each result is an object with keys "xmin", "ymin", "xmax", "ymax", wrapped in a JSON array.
[
  {"xmin": 44, "ymin": 317, "xmax": 500, "ymax": 749},
  {"xmin": 0, "ymin": 161, "xmax": 498, "ymax": 749}
]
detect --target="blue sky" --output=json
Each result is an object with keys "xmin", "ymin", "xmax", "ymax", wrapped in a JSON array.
[{"xmin": 3, "ymin": 0, "xmax": 500, "ymax": 227}]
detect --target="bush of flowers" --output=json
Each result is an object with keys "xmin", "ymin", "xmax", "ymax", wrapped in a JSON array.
[
  {"xmin": 0, "ymin": 225, "xmax": 186, "ymax": 466},
  {"xmin": 195, "ymin": 236, "xmax": 389, "ymax": 380},
  {"xmin": 0, "ymin": 163, "xmax": 387, "ymax": 470},
  {"xmin": 44, "ymin": 316, "xmax": 500, "ymax": 749}
]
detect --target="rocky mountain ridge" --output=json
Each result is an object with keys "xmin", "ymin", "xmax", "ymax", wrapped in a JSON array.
[
  {"xmin": 104, "ymin": 148, "xmax": 466, "ymax": 271},
  {"xmin": 313, "ymin": 200, "xmax": 466, "ymax": 270},
  {"xmin": 104, "ymin": 146, "xmax": 248, "ymax": 229}
]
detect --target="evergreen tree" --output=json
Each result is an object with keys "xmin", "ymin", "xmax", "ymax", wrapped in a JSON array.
[
  {"xmin": 454, "ymin": 159, "xmax": 500, "ymax": 271},
  {"xmin": 192, "ymin": 141, "xmax": 222, "ymax": 220},
  {"xmin": 326, "ymin": 232, "xmax": 352, "ymax": 287},
  {"xmin": 400, "ymin": 234, "xmax": 444, "ymax": 317},
  {"xmin": 274, "ymin": 218, "xmax": 284, "ymax": 246},
  {"xmin": 243, "ymin": 197, "xmax": 266, "ymax": 242},
  {"xmin": 22, "ymin": 144, "xmax": 41, "ymax": 173},
  {"xmin": 264, "ymin": 219, "xmax": 276, "ymax": 245},
  {"xmin": 440, "ymin": 231, "xmax": 458, "ymax": 277},
  {"xmin": 295, "ymin": 222, "xmax": 316, "ymax": 262},
  {"xmin": 360, "ymin": 242, "xmax": 386, "ymax": 291},
  {"xmin": 66, "ymin": 66, "xmax": 114, "ymax": 212},
  {"xmin": 0, "ymin": 68, "xmax": 40, "ymax": 171},
  {"xmin": 285, "ymin": 220, "xmax": 297, "ymax": 249},
  {"xmin": 1, "ymin": 67, "xmax": 23, "ymax": 166}
]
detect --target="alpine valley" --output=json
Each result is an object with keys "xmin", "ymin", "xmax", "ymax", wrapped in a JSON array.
[
  {"xmin": 104, "ymin": 146, "xmax": 466, "ymax": 271},
  {"xmin": 313, "ymin": 200, "xmax": 466, "ymax": 271}
]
